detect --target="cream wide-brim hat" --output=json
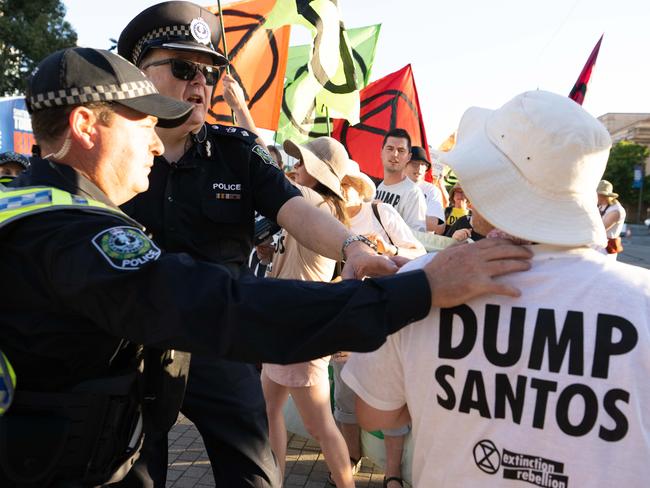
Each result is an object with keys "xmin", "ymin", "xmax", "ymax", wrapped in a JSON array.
[
  {"xmin": 440, "ymin": 90, "xmax": 611, "ymax": 247},
  {"xmin": 597, "ymin": 180, "xmax": 619, "ymax": 199},
  {"xmin": 343, "ymin": 160, "xmax": 376, "ymax": 202},
  {"xmin": 283, "ymin": 137, "xmax": 348, "ymax": 200}
]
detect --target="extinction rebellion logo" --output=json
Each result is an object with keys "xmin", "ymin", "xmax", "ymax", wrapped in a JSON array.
[{"xmin": 473, "ymin": 440, "xmax": 569, "ymax": 488}]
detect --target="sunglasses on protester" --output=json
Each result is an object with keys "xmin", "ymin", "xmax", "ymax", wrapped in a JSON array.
[{"xmin": 142, "ymin": 58, "xmax": 222, "ymax": 85}]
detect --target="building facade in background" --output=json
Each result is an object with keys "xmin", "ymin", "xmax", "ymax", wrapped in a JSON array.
[{"xmin": 598, "ymin": 112, "xmax": 650, "ymax": 173}]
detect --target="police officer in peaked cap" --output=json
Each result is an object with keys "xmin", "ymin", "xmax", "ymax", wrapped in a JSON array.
[
  {"xmin": 0, "ymin": 44, "xmax": 533, "ymax": 487},
  {"xmin": 116, "ymin": 2, "xmax": 404, "ymax": 486},
  {"xmin": 114, "ymin": 3, "xmax": 532, "ymax": 487}
]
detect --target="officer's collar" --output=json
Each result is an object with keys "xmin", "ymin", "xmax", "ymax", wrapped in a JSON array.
[{"xmin": 28, "ymin": 158, "xmax": 119, "ymax": 210}]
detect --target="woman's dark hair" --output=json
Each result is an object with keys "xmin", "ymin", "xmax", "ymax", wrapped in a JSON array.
[{"xmin": 313, "ymin": 182, "xmax": 349, "ymax": 228}]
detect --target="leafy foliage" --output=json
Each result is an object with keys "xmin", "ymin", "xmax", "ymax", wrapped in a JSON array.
[
  {"xmin": 0, "ymin": 0, "xmax": 77, "ymax": 95},
  {"xmin": 603, "ymin": 140, "xmax": 650, "ymax": 219}
]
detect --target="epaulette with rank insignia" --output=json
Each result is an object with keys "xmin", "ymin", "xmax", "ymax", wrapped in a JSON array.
[{"xmin": 207, "ymin": 124, "xmax": 257, "ymax": 144}]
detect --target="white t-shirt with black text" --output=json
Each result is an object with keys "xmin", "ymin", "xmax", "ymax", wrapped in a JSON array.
[
  {"xmin": 376, "ymin": 177, "xmax": 427, "ymax": 231},
  {"xmin": 418, "ymin": 180, "xmax": 445, "ymax": 222},
  {"xmin": 343, "ymin": 246, "xmax": 650, "ymax": 487}
]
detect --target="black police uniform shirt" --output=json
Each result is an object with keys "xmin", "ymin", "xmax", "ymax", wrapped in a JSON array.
[
  {"xmin": 121, "ymin": 124, "xmax": 300, "ymax": 274},
  {"xmin": 0, "ymin": 158, "xmax": 430, "ymax": 392}
]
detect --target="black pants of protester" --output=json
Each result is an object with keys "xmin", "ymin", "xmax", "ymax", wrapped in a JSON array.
[{"xmin": 114, "ymin": 356, "xmax": 281, "ymax": 488}]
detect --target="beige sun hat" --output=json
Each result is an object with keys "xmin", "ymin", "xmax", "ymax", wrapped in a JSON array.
[
  {"xmin": 597, "ymin": 180, "xmax": 619, "ymax": 199},
  {"xmin": 343, "ymin": 160, "xmax": 376, "ymax": 202},
  {"xmin": 283, "ymin": 137, "xmax": 349, "ymax": 199},
  {"xmin": 439, "ymin": 90, "xmax": 611, "ymax": 247}
]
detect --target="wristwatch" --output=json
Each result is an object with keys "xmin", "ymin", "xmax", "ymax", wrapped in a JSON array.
[{"xmin": 341, "ymin": 234, "xmax": 378, "ymax": 260}]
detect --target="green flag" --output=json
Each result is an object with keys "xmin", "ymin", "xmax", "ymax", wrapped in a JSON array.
[{"xmin": 277, "ymin": 24, "xmax": 381, "ymax": 144}]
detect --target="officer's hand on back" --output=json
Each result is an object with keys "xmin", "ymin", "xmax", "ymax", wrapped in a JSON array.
[{"xmin": 423, "ymin": 238, "xmax": 532, "ymax": 308}]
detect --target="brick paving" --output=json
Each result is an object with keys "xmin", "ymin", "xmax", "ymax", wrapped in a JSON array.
[{"xmin": 166, "ymin": 415, "xmax": 386, "ymax": 488}]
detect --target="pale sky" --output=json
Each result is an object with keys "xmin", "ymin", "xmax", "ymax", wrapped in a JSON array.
[{"xmin": 63, "ymin": 0, "xmax": 650, "ymax": 146}]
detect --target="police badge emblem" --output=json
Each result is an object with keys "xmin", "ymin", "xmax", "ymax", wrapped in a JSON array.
[
  {"xmin": 252, "ymin": 145, "xmax": 279, "ymax": 169},
  {"xmin": 190, "ymin": 18, "xmax": 211, "ymax": 45},
  {"xmin": 92, "ymin": 226, "xmax": 161, "ymax": 271}
]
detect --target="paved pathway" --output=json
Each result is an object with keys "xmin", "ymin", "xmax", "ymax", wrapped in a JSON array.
[
  {"xmin": 165, "ymin": 227, "xmax": 650, "ymax": 487},
  {"xmin": 166, "ymin": 414, "xmax": 386, "ymax": 488},
  {"xmin": 619, "ymin": 224, "xmax": 650, "ymax": 269}
]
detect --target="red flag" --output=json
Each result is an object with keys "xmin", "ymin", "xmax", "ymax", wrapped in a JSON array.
[
  {"xmin": 207, "ymin": 0, "xmax": 290, "ymax": 130},
  {"xmin": 569, "ymin": 34, "xmax": 603, "ymax": 105},
  {"xmin": 332, "ymin": 64, "xmax": 429, "ymax": 180}
]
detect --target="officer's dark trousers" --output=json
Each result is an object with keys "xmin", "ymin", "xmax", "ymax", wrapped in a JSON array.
[{"xmin": 116, "ymin": 356, "xmax": 281, "ymax": 488}]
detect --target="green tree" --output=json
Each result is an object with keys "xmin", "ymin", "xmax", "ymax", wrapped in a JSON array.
[
  {"xmin": 603, "ymin": 140, "xmax": 650, "ymax": 220},
  {"xmin": 0, "ymin": 0, "xmax": 77, "ymax": 96}
]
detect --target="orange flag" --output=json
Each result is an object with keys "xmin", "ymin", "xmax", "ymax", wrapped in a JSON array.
[{"xmin": 207, "ymin": 0, "xmax": 290, "ymax": 130}]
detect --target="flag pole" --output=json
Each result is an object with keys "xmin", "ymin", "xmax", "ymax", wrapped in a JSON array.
[
  {"xmin": 325, "ymin": 105, "xmax": 331, "ymax": 137},
  {"xmin": 216, "ymin": 0, "xmax": 236, "ymax": 124}
]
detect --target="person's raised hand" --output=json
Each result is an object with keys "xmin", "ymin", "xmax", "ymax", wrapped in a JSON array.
[
  {"xmin": 222, "ymin": 74, "xmax": 247, "ymax": 112},
  {"xmin": 423, "ymin": 238, "xmax": 532, "ymax": 308}
]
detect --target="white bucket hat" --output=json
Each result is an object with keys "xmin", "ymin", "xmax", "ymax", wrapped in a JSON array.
[
  {"xmin": 283, "ymin": 137, "xmax": 348, "ymax": 199},
  {"xmin": 343, "ymin": 160, "xmax": 376, "ymax": 202},
  {"xmin": 440, "ymin": 90, "xmax": 611, "ymax": 247}
]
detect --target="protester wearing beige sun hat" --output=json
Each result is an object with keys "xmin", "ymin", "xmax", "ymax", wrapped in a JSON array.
[
  {"xmin": 342, "ymin": 159, "xmax": 425, "ymax": 259},
  {"xmin": 263, "ymin": 136, "xmax": 360, "ymax": 488},
  {"xmin": 333, "ymin": 160, "xmax": 427, "ymax": 486},
  {"xmin": 283, "ymin": 136, "xmax": 349, "ymax": 200},
  {"xmin": 597, "ymin": 179, "xmax": 626, "ymax": 257},
  {"xmin": 342, "ymin": 90, "xmax": 650, "ymax": 488}
]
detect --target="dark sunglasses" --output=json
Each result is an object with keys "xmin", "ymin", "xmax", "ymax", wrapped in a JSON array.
[{"xmin": 142, "ymin": 58, "xmax": 222, "ymax": 85}]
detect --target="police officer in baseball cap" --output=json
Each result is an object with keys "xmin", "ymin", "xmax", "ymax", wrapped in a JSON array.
[
  {"xmin": 0, "ymin": 151, "xmax": 30, "ymax": 186},
  {"xmin": 0, "ymin": 152, "xmax": 30, "ymax": 182}
]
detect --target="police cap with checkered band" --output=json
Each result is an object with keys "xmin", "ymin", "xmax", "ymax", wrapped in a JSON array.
[
  {"xmin": 118, "ymin": 1, "xmax": 229, "ymax": 67},
  {"xmin": 26, "ymin": 47, "xmax": 193, "ymax": 128}
]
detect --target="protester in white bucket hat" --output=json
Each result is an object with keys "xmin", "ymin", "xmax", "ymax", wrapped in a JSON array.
[
  {"xmin": 440, "ymin": 90, "xmax": 611, "ymax": 247},
  {"xmin": 342, "ymin": 90, "xmax": 650, "ymax": 488}
]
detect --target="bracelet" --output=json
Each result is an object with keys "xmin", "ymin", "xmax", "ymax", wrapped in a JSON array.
[{"xmin": 341, "ymin": 234, "xmax": 378, "ymax": 260}]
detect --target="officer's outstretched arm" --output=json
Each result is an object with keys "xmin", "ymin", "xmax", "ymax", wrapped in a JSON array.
[
  {"xmin": 276, "ymin": 196, "xmax": 398, "ymax": 278},
  {"xmin": 47, "ymin": 216, "xmax": 430, "ymax": 364}
]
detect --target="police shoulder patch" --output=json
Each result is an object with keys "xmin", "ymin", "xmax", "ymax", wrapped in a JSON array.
[
  {"xmin": 252, "ymin": 144, "xmax": 279, "ymax": 169},
  {"xmin": 92, "ymin": 226, "xmax": 161, "ymax": 271}
]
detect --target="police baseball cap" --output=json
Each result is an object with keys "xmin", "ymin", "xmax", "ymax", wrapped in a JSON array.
[
  {"xmin": 118, "ymin": 1, "xmax": 229, "ymax": 67},
  {"xmin": 0, "ymin": 152, "xmax": 30, "ymax": 170},
  {"xmin": 26, "ymin": 47, "xmax": 193, "ymax": 128},
  {"xmin": 410, "ymin": 146, "xmax": 431, "ymax": 169}
]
